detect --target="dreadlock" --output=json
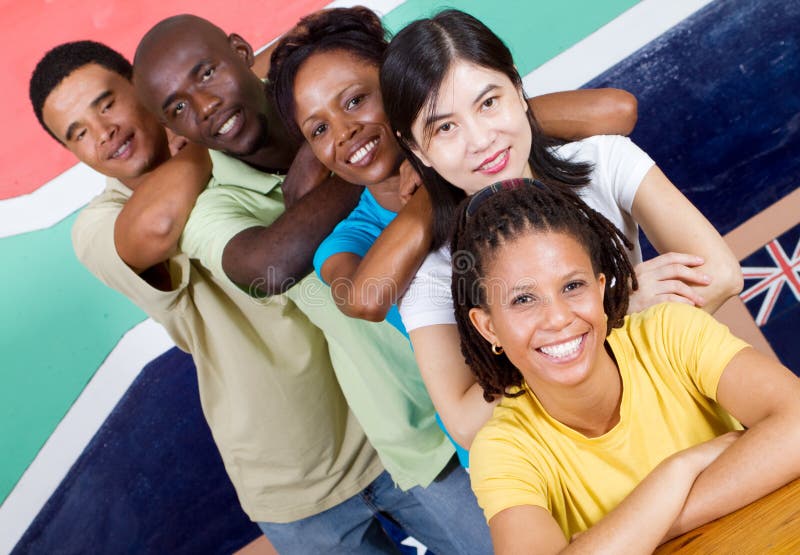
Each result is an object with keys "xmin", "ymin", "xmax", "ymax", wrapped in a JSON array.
[{"xmin": 450, "ymin": 178, "xmax": 637, "ymax": 400}]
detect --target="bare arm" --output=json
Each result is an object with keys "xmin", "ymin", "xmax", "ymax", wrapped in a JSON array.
[
  {"xmin": 530, "ymin": 88, "xmax": 638, "ymax": 141},
  {"xmin": 664, "ymin": 347, "xmax": 800, "ymax": 540},
  {"xmin": 409, "ymin": 324, "xmax": 498, "ymax": 448},
  {"xmin": 222, "ymin": 145, "xmax": 363, "ymax": 295},
  {"xmin": 490, "ymin": 433, "xmax": 739, "ymax": 555},
  {"xmin": 322, "ymin": 184, "xmax": 433, "ymax": 321},
  {"xmin": 631, "ymin": 165, "xmax": 743, "ymax": 313},
  {"xmin": 114, "ymin": 142, "xmax": 211, "ymax": 273}
]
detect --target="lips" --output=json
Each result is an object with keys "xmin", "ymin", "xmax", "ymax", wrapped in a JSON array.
[
  {"xmin": 475, "ymin": 148, "xmax": 510, "ymax": 175},
  {"xmin": 346, "ymin": 137, "xmax": 379, "ymax": 166},
  {"xmin": 210, "ymin": 108, "xmax": 244, "ymax": 140},
  {"xmin": 107, "ymin": 133, "xmax": 134, "ymax": 161}
]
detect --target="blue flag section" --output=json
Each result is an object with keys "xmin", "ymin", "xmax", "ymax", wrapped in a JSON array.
[
  {"xmin": 586, "ymin": 0, "xmax": 800, "ymax": 259},
  {"xmin": 740, "ymin": 225, "xmax": 800, "ymax": 374}
]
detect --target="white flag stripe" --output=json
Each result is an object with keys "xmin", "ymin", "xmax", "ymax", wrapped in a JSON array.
[
  {"xmin": 522, "ymin": 0, "xmax": 715, "ymax": 97},
  {"xmin": 0, "ymin": 319, "xmax": 174, "ymax": 555}
]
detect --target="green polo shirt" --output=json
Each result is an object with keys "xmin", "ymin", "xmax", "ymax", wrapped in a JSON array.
[{"xmin": 180, "ymin": 151, "xmax": 454, "ymax": 490}]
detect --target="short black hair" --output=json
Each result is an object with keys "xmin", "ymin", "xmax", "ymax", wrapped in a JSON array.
[
  {"xmin": 30, "ymin": 40, "xmax": 132, "ymax": 144},
  {"xmin": 268, "ymin": 6, "xmax": 389, "ymax": 141}
]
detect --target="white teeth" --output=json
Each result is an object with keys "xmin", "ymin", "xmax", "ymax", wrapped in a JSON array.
[
  {"xmin": 348, "ymin": 139, "xmax": 378, "ymax": 164},
  {"xmin": 479, "ymin": 149, "xmax": 508, "ymax": 171},
  {"xmin": 539, "ymin": 336, "xmax": 583, "ymax": 359},
  {"xmin": 112, "ymin": 139, "xmax": 131, "ymax": 159},
  {"xmin": 217, "ymin": 114, "xmax": 238, "ymax": 136}
]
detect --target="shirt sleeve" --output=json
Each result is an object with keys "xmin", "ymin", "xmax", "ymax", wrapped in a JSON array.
[
  {"xmin": 72, "ymin": 193, "xmax": 191, "ymax": 321},
  {"xmin": 593, "ymin": 135, "xmax": 655, "ymax": 214},
  {"xmin": 313, "ymin": 195, "xmax": 383, "ymax": 283},
  {"xmin": 398, "ymin": 247, "xmax": 457, "ymax": 332},
  {"xmin": 654, "ymin": 303, "xmax": 750, "ymax": 400},
  {"xmin": 179, "ymin": 184, "xmax": 285, "ymax": 287},
  {"xmin": 470, "ymin": 422, "xmax": 550, "ymax": 523}
]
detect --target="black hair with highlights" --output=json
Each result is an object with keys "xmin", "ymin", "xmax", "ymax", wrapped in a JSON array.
[
  {"xmin": 451, "ymin": 178, "xmax": 637, "ymax": 400},
  {"xmin": 30, "ymin": 41, "xmax": 132, "ymax": 144}
]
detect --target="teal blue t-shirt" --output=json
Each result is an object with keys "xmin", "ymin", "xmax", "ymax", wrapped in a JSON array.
[{"xmin": 314, "ymin": 188, "xmax": 470, "ymax": 467}]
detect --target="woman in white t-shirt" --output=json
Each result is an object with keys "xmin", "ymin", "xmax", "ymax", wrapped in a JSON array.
[{"xmin": 379, "ymin": 9, "xmax": 743, "ymax": 448}]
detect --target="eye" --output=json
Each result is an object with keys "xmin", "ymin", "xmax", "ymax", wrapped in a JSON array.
[
  {"xmin": 436, "ymin": 121, "xmax": 454, "ymax": 134},
  {"xmin": 101, "ymin": 100, "xmax": 115, "ymax": 114},
  {"xmin": 564, "ymin": 280, "xmax": 586, "ymax": 294},
  {"xmin": 311, "ymin": 123, "xmax": 328, "ymax": 138},
  {"xmin": 481, "ymin": 96, "xmax": 497, "ymax": 110},
  {"xmin": 512, "ymin": 293, "xmax": 537, "ymax": 306},
  {"xmin": 75, "ymin": 129, "xmax": 86, "ymax": 142},
  {"xmin": 201, "ymin": 67, "xmax": 215, "ymax": 81},
  {"xmin": 345, "ymin": 94, "xmax": 365, "ymax": 110},
  {"xmin": 173, "ymin": 101, "xmax": 186, "ymax": 117}
]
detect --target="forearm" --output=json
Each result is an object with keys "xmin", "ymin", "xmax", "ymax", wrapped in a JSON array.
[
  {"xmin": 530, "ymin": 88, "xmax": 638, "ymax": 141},
  {"xmin": 223, "ymin": 177, "xmax": 363, "ymax": 295},
  {"xmin": 665, "ymin": 416, "xmax": 800, "ymax": 540},
  {"xmin": 330, "ymin": 191, "xmax": 433, "ymax": 321},
  {"xmin": 565, "ymin": 456, "xmax": 698, "ymax": 555},
  {"xmin": 115, "ymin": 143, "xmax": 210, "ymax": 272}
]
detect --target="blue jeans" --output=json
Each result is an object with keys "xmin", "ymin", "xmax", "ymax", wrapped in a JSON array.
[{"xmin": 258, "ymin": 459, "xmax": 492, "ymax": 554}]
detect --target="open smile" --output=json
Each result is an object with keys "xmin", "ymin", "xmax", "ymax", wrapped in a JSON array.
[
  {"xmin": 346, "ymin": 137, "xmax": 379, "ymax": 166},
  {"xmin": 536, "ymin": 333, "xmax": 587, "ymax": 362},
  {"xmin": 108, "ymin": 133, "xmax": 134, "ymax": 160},
  {"xmin": 475, "ymin": 148, "xmax": 510, "ymax": 175}
]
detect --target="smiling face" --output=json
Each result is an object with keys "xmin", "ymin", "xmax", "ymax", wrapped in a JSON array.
[
  {"xmin": 42, "ymin": 63, "xmax": 169, "ymax": 185},
  {"xmin": 292, "ymin": 50, "xmax": 403, "ymax": 186},
  {"xmin": 409, "ymin": 59, "xmax": 533, "ymax": 194},
  {"xmin": 469, "ymin": 230, "xmax": 610, "ymax": 391},
  {"xmin": 134, "ymin": 25, "xmax": 268, "ymax": 157}
]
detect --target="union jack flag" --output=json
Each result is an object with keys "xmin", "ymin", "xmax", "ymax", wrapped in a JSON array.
[{"xmin": 740, "ymin": 235, "xmax": 800, "ymax": 326}]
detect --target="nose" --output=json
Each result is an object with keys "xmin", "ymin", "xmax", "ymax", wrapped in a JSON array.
[
  {"xmin": 335, "ymin": 120, "xmax": 359, "ymax": 147},
  {"xmin": 464, "ymin": 117, "xmax": 493, "ymax": 154},
  {"xmin": 540, "ymin": 295, "xmax": 574, "ymax": 331},
  {"xmin": 97, "ymin": 120, "xmax": 118, "ymax": 146},
  {"xmin": 195, "ymin": 90, "xmax": 222, "ymax": 120}
]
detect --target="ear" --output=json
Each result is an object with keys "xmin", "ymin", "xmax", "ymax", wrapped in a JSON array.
[
  {"xmin": 469, "ymin": 306, "xmax": 500, "ymax": 348},
  {"xmin": 228, "ymin": 33, "xmax": 255, "ymax": 68},
  {"xmin": 597, "ymin": 272, "xmax": 607, "ymax": 302}
]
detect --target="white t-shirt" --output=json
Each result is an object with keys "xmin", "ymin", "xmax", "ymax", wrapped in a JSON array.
[{"xmin": 399, "ymin": 134, "xmax": 654, "ymax": 332}]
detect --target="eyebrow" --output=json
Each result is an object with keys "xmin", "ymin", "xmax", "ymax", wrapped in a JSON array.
[
  {"xmin": 65, "ymin": 90, "xmax": 111, "ymax": 141},
  {"xmin": 422, "ymin": 83, "xmax": 500, "ymax": 130},
  {"xmin": 161, "ymin": 60, "xmax": 211, "ymax": 113}
]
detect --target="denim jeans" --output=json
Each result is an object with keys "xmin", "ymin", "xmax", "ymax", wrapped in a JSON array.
[{"xmin": 257, "ymin": 459, "xmax": 492, "ymax": 554}]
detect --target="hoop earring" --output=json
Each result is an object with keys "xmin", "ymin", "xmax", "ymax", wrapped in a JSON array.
[{"xmin": 491, "ymin": 343, "xmax": 504, "ymax": 356}]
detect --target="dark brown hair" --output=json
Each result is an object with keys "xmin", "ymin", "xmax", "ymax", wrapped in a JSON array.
[
  {"xmin": 451, "ymin": 179, "xmax": 637, "ymax": 400},
  {"xmin": 269, "ymin": 6, "xmax": 389, "ymax": 141}
]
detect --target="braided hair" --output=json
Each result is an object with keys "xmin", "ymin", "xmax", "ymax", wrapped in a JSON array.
[{"xmin": 451, "ymin": 178, "xmax": 637, "ymax": 400}]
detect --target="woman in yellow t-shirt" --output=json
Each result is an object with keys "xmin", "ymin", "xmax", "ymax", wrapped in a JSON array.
[{"xmin": 453, "ymin": 178, "xmax": 800, "ymax": 554}]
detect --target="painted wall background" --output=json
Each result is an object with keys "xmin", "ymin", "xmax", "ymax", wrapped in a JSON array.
[{"xmin": 2, "ymin": 0, "xmax": 797, "ymax": 553}]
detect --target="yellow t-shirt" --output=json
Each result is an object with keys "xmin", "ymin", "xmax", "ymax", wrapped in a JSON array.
[{"xmin": 470, "ymin": 303, "xmax": 748, "ymax": 539}]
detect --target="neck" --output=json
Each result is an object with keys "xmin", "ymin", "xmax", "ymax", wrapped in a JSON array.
[
  {"xmin": 529, "ymin": 343, "xmax": 622, "ymax": 438},
  {"xmin": 367, "ymin": 171, "xmax": 406, "ymax": 213},
  {"xmin": 238, "ymin": 141, "xmax": 297, "ymax": 174},
  {"xmin": 120, "ymin": 146, "xmax": 171, "ymax": 190}
]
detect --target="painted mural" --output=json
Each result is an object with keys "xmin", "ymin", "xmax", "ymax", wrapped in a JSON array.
[{"xmin": 2, "ymin": 0, "xmax": 797, "ymax": 553}]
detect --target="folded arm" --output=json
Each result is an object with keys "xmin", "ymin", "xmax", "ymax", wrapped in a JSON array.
[
  {"xmin": 664, "ymin": 347, "xmax": 800, "ymax": 540},
  {"xmin": 631, "ymin": 165, "xmax": 743, "ymax": 313},
  {"xmin": 114, "ymin": 142, "xmax": 211, "ymax": 273},
  {"xmin": 322, "ymin": 185, "xmax": 433, "ymax": 321},
  {"xmin": 490, "ymin": 433, "xmax": 740, "ymax": 555},
  {"xmin": 530, "ymin": 88, "xmax": 638, "ymax": 140},
  {"xmin": 222, "ymin": 145, "xmax": 363, "ymax": 295}
]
